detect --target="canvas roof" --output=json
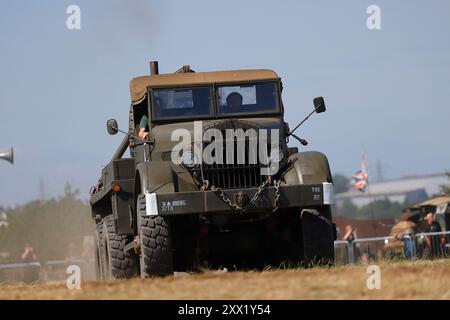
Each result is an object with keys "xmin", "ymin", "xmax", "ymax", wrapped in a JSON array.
[
  {"xmin": 129, "ymin": 69, "xmax": 279, "ymax": 105},
  {"xmin": 411, "ymin": 195, "xmax": 450, "ymax": 208}
]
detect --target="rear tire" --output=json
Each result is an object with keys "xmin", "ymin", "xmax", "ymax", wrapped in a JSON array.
[
  {"xmin": 137, "ymin": 194, "xmax": 174, "ymax": 277},
  {"xmin": 101, "ymin": 214, "xmax": 139, "ymax": 279},
  {"xmin": 94, "ymin": 221, "xmax": 103, "ymax": 280}
]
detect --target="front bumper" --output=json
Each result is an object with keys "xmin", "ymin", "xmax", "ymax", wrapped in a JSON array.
[{"xmin": 145, "ymin": 182, "xmax": 333, "ymax": 216}]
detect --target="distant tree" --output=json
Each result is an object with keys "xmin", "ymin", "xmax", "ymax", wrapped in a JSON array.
[
  {"xmin": 333, "ymin": 174, "xmax": 350, "ymax": 194},
  {"xmin": 356, "ymin": 198, "xmax": 404, "ymax": 220},
  {"xmin": 336, "ymin": 198, "xmax": 404, "ymax": 220},
  {"xmin": 0, "ymin": 182, "xmax": 92, "ymax": 263},
  {"xmin": 63, "ymin": 182, "xmax": 80, "ymax": 199},
  {"xmin": 340, "ymin": 199, "xmax": 358, "ymax": 218}
]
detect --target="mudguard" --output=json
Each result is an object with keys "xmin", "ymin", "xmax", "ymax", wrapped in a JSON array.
[
  {"xmin": 283, "ymin": 151, "xmax": 333, "ymax": 186},
  {"xmin": 136, "ymin": 161, "xmax": 176, "ymax": 194},
  {"xmin": 135, "ymin": 161, "xmax": 198, "ymax": 194}
]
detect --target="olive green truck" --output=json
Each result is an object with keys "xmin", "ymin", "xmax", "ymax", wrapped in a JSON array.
[{"xmin": 90, "ymin": 61, "xmax": 336, "ymax": 279}]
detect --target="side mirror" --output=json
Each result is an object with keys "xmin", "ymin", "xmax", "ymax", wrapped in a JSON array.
[
  {"xmin": 313, "ymin": 97, "xmax": 326, "ymax": 113},
  {"xmin": 106, "ymin": 119, "xmax": 119, "ymax": 135}
]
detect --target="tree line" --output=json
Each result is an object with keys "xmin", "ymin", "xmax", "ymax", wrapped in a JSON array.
[{"xmin": 0, "ymin": 183, "xmax": 93, "ymax": 264}]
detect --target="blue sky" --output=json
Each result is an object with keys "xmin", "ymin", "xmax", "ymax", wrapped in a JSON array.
[{"xmin": 0, "ymin": 0, "xmax": 449, "ymax": 206}]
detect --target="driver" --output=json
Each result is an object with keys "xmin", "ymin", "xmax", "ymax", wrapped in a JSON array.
[
  {"xmin": 225, "ymin": 92, "xmax": 243, "ymax": 112},
  {"xmin": 138, "ymin": 97, "xmax": 162, "ymax": 139}
]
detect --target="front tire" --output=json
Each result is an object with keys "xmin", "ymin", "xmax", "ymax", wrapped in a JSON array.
[
  {"xmin": 301, "ymin": 206, "xmax": 335, "ymax": 266},
  {"xmin": 137, "ymin": 194, "xmax": 173, "ymax": 277}
]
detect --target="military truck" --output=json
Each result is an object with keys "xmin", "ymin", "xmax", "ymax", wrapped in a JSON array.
[{"xmin": 90, "ymin": 61, "xmax": 336, "ymax": 279}]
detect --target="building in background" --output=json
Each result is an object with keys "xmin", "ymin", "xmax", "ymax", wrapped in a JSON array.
[{"xmin": 335, "ymin": 173, "xmax": 448, "ymax": 210}]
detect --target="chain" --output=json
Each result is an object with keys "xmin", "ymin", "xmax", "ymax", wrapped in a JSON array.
[
  {"xmin": 210, "ymin": 185, "xmax": 243, "ymax": 211},
  {"xmin": 209, "ymin": 178, "xmax": 279, "ymax": 213},
  {"xmin": 272, "ymin": 180, "xmax": 281, "ymax": 212},
  {"xmin": 200, "ymin": 159, "xmax": 294, "ymax": 212},
  {"xmin": 248, "ymin": 179, "xmax": 270, "ymax": 206}
]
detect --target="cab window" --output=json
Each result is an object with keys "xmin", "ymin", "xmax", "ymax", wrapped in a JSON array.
[
  {"xmin": 152, "ymin": 87, "xmax": 213, "ymax": 120},
  {"xmin": 218, "ymin": 82, "xmax": 279, "ymax": 115}
]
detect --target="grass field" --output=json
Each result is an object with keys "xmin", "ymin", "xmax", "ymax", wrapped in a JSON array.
[{"xmin": 1, "ymin": 260, "xmax": 449, "ymax": 300}]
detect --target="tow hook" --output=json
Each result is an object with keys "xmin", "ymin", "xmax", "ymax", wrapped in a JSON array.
[
  {"xmin": 234, "ymin": 191, "xmax": 247, "ymax": 208},
  {"xmin": 124, "ymin": 236, "xmax": 141, "ymax": 254}
]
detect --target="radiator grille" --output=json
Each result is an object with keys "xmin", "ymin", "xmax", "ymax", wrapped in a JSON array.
[
  {"xmin": 190, "ymin": 138, "xmax": 269, "ymax": 189},
  {"xmin": 187, "ymin": 120, "xmax": 274, "ymax": 190}
]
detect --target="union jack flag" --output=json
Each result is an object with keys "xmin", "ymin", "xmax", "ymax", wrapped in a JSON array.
[{"xmin": 352, "ymin": 154, "xmax": 368, "ymax": 192}]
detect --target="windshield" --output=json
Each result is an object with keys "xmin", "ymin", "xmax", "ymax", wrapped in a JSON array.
[
  {"xmin": 218, "ymin": 82, "xmax": 279, "ymax": 115},
  {"xmin": 152, "ymin": 87, "xmax": 213, "ymax": 120}
]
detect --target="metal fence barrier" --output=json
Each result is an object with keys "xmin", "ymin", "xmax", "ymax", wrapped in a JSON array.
[
  {"xmin": 1, "ymin": 231, "xmax": 450, "ymax": 283},
  {"xmin": 0, "ymin": 262, "xmax": 41, "ymax": 283},
  {"xmin": 353, "ymin": 236, "xmax": 396, "ymax": 263},
  {"xmin": 414, "ymin": 231, "xmax": 450, "ymax": 259},
  {"xmin": 0, "ymin": 259, "xmax": 94, "ymax": 284},
  {"xmin": 336, "ymin": 231, "xmax": 450, "ymax": 264},
  {"xmin": 333, "ymin": 240, "xmax": 350, "ymax": 265}
]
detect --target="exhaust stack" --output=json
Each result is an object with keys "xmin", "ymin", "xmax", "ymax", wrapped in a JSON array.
[{"xmin": 149, "ymin": 61, "xmax": 159, "ymax": 75}]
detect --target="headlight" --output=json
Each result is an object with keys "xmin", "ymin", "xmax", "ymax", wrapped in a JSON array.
[{"xmin": 181, "ymin": 150, "xmax": 198, "ymax": 168}]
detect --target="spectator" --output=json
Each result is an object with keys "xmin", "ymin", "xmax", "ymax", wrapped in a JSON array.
[
  {"xmin": 343, "ymin": 225, "xmax": 357, "ymax": 242},
  {"xmin": 399, "ymin": 233, "xmax": 415, "ymax": 259},
  {"xmin": 394, "ymin": 210, "xmax": 416, "ymax": 259},
  {"xmin": 21, "ymin": 243, "xmax": 39, "ymax": 283},
  {"xmin": 21, "ymin": 243, "xmax": 37, "ymax": 263},
  {"xmin": 423, "ymin": 212, "xmax": 443, "ymax": 258},
  {"xmin": 343, "ymin": 225, "xmax": 358, "ymax": 263}
]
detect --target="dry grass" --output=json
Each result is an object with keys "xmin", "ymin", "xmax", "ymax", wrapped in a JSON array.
[{"xmin": 1, "ymin": 260, "xmax": 449, "ymax": 300}]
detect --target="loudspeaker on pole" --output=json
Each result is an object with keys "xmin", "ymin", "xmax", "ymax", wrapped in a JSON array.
[{"xmin": 0, "ymin": 147, "xmax": 14, "ymax": 164}]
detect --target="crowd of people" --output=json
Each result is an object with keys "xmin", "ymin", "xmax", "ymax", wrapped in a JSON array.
[
  {"xmin": 17, "ymin": 237, "xmax": 94, "ymax": 283},
  {"xmin": 340, "ymin": 209, "xmax": 448, "ymax": 262}
]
